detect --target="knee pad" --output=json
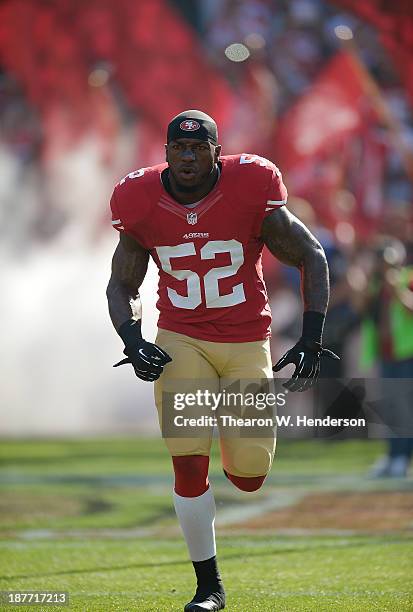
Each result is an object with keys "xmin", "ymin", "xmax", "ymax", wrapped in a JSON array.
[
  {"xmin": 235, "ymin": 444, "xmax": 272, "ymax": 475},
  {"xmin": 222, "ymin": 442, "xmax": 274, "ymax": 478},
  {"xmin": 172, "ymin": 455, "xmax": 209, "ymax": 497}
]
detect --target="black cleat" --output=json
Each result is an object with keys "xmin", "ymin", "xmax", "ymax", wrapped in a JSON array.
[{"xmin": 184, "ymin": 588, "xmax": 225, "ymax": 611}]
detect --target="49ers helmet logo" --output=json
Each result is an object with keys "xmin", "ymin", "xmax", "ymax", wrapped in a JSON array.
[{"xmin": 180, "ymin": 119, "xmax": 200, "ymax": 131}]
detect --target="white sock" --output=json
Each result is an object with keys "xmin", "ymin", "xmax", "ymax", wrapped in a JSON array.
[{"xmin": 173, "ymin": 486, "xmax": 216, "ymax": 562}]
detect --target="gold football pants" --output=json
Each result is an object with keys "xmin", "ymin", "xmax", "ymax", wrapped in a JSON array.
[{"xmin": 154, "ymin": 329, "xmax": 276, "ymax": 478}]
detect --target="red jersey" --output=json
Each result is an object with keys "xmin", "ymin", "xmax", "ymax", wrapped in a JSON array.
[{"xmin": 110, "ymin": 154, "xmax": 287, "ymax": 342}]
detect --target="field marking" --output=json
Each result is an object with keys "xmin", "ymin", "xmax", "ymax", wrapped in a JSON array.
[
  {"xmin": 4, "ymin": 525, "xmax": 412, "ymax": 541},
  {"xmin": 216, "ymin": 490, "xmax": 305, "ymax": 527},
  {"xmin": 218, "ymin": 472, "xmax": 412, "ymax": 528},
  {"xmin": 1, "ymin": 473, "xmax": 412, "ymax": 540},
  {"xmin": 15, "ymin": 527, "xmax": 159, "ymax": 540}
]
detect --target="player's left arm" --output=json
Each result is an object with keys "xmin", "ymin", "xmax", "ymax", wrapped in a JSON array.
[
  {"xmin": 261, "ymin": 206, "xmax": 329, "ymax": 313},
  {"xmin": 261, "ymin": 207, "xmax": 339, "ymax": 391}
]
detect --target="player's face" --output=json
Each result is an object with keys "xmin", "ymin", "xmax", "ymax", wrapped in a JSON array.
[{"xmin": 166, "ymin": 139, "xmax": 221, "ymax": 192}]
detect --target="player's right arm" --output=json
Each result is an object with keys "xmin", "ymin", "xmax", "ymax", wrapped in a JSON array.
[
  {"xmin": 106, "ymin": 232, "xmax": 149, "ymax": 331},
  {"xmin": 106, "ymin": 233, "xmax": 171, "ymax": 381}
]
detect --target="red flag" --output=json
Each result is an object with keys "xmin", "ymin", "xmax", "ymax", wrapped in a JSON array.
[
  {"xmin": 276, "ymin": 52, "xmax": 371, "ymax": 169},
  {"xmin": 275, "ymin": 51, "xmax": 384, "ymax": 236}
]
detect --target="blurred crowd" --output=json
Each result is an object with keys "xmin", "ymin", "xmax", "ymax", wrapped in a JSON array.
[
  {"xmin": 1, "ymin": 0, "xmax": 412, "ymax": 470},
  {"xmin": 1, "ymin": 0, "xmax": 412, "ymax": 248}
]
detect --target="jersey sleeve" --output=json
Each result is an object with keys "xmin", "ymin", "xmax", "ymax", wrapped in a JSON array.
[
  {"xmin": 110, "ymin": 186, "xmax": 124, "ymax": 232},
  {"xmin": 109, "ymin": 169, "xmax": 152, "ymax": 237},
  {"xmin": 263, "ymin": 162, "xmax": 288, "ymax": 219}
]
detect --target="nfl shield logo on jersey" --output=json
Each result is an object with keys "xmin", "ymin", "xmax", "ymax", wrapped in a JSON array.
[{"xmin": 187, "ymin": 212, "xmax": 198, "ymax": 225}]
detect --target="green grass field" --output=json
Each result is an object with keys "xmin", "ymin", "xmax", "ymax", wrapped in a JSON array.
[{"xmin": 0, "ymin": 438, "xmax": 412, "ymax": 611}]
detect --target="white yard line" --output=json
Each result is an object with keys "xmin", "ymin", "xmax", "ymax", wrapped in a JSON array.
[{"xmin": 4, "ymin": 473, "xmax": 412, "ymax": 540}]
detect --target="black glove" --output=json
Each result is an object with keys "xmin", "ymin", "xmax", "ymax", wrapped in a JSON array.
[
  {"xmin": 113, "ymin": 320, "xmax": 172, "ymax": 382},
  {"xmin": 272, "ymin": 311, "xmax": 340, "ymax": 392},
  {"xmin": 273, "ymin": 338, "xmax": 339, "ymax": 392}
]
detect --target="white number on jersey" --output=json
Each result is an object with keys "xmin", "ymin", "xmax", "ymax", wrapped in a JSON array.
[
  {"xmin": 119, "ymin": 168, "xmax": 146, "ymax": 185},
  {"xmin": 240, "ymin": 154, "xmax": 281, "ymax": 177},
  {"xmin": 240, "ymin": 154, "xmax": 269, "ymax": 167},
  {"xmin": 155, "ymin": 240, "xmax": 246, "ymax": 310},
  {"xmin": 156, "ymin": 242, "xmax": 202, "ymax": 310}
]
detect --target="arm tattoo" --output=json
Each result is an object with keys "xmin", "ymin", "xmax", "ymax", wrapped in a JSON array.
[
  {"xmin": 261, "ymin": 207, "xmax": 329, "ymax": 313},
  {"xmin": 106, "ymin": 233, "xmax": 149, "ymax": 331}
]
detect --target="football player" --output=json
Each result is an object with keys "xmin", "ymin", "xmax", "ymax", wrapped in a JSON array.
[{"xmin": 106, "ymin": 110, "xmax": 338, "ymax": 611}]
